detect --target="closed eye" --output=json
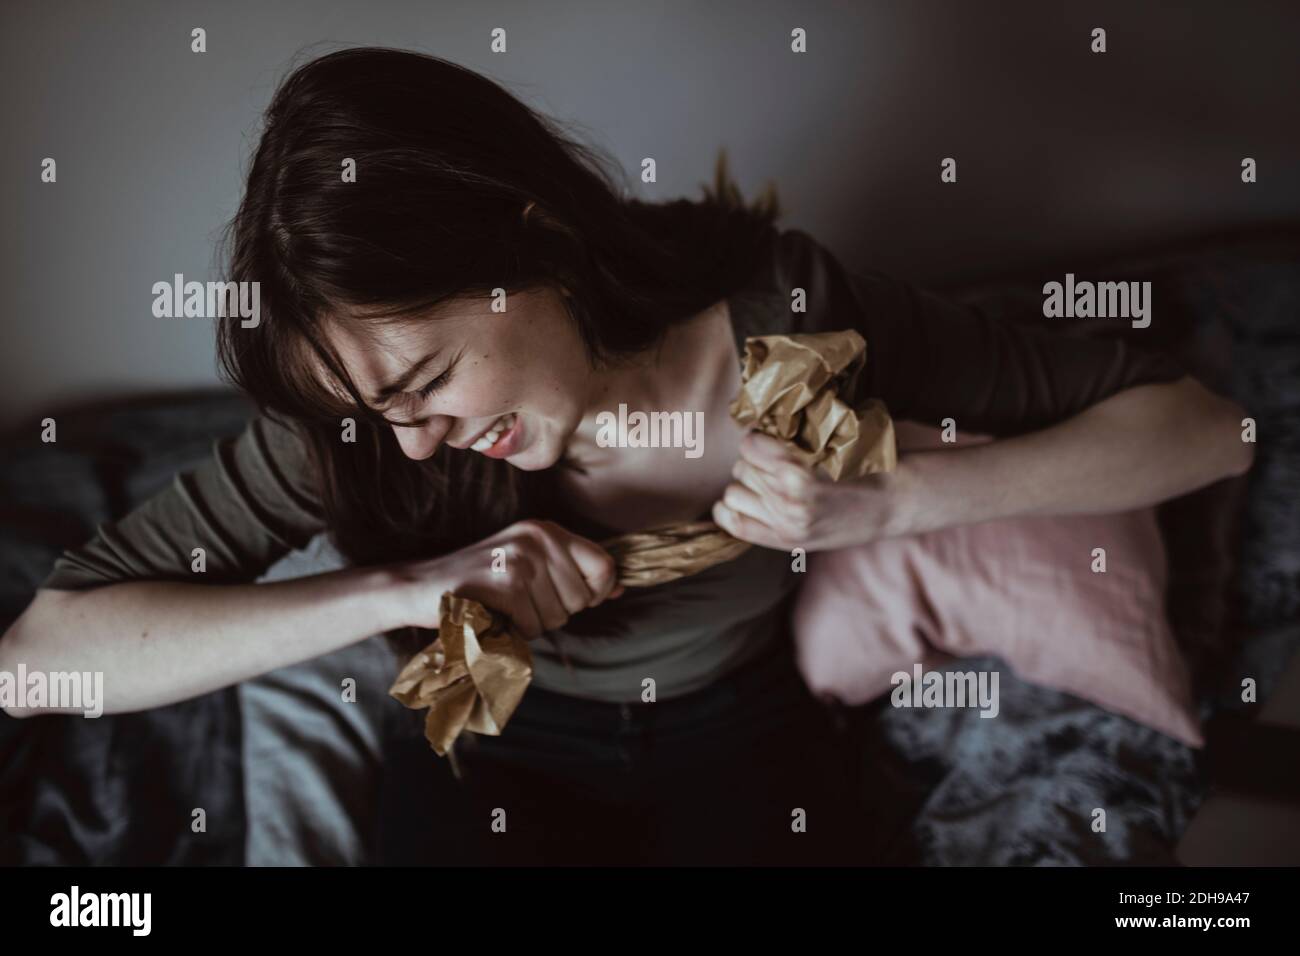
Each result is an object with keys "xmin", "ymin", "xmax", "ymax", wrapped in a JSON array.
[
  {"xmin": 415, "ymin": 347, "xmax": 465, "ymax": 398},
  {"xmin": 383, "ymin": 358, "xmax": 458, "ymax": 427},
  {"xmin": 415, "ymin": 367, "xmax": 453, "ymax": 398}
]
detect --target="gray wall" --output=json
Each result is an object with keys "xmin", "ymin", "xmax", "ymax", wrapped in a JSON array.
[{"xmin": 4, "ymin": 0, "xmax": 1299, "ymax": 428}]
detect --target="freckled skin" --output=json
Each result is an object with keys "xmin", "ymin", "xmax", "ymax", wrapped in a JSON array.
[
  {"xmin": 325, "ymin": 286, "xmax": 603, "ymax": 471},
  {"xmin": 325, "ymin": 289, "xmax": 744, "ymax": 531}
]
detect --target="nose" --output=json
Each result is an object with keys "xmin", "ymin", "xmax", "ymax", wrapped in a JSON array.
[{"xmin": 392, "ymin": 416, "xmax": 453, "ymax": 460}]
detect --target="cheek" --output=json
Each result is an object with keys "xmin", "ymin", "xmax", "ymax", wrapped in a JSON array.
[
  {"xmin": 541, "ymin": 331, "xmax": 593, "ymax": 401},
  {"xmin": 468, "ymin": 306, "xmax": 590, "ymax": 419},
  {"xmin": 496, "ymin": 345, "xmax": 586, "ymax": 414},
  {"xmin": 436, "ymin": 356, "xmax": 523, "ymax": 416}
]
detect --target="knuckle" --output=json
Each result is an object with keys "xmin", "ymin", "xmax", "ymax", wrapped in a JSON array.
[
  {"xmin": 514, "ymin": 518, "xmax": 547, "ymax": 538},
  {"xmin": 511, "ymin": 552, "xmax": 536, "ymax": 578},
  {"xmin": 783, "ymin": 468, "xmax": 810, "ymax": 496},
  {"xmin": 596, "ymin": 552, "xmax": 618, "ymax": 586},
  {"xmin": 785, "ymin": 498, "xmax": 811, "ymax": 523},
  {"xmin": 726, "ymin": 484, "xmax": 753, "ymax": 511}
]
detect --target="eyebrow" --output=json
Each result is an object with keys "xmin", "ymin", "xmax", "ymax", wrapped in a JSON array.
[{"xmin": 368, "ymin": 348, "xmax": 442, "ymax": 405}]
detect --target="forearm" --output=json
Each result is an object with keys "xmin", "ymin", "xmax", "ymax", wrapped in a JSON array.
[
  {"xmin": 0, "ymin": 566, "xmax": 417, "ymax": 717},
  {"xmin": 893, "ymin": 376, "xmax": 1254, "ymax": 535}
]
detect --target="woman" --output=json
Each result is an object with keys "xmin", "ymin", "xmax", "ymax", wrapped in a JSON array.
[{"xmin": 0, "ymin": 48, "xmax": 1252, "ymax": 865}]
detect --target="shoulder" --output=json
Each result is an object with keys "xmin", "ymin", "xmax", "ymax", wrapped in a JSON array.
[
  {"xmin": 249, "ymin": 409, "xmax": 312, "ymax": 459},
  {"xmin": 741, "ymin": 226, "xmax": 835, "ymax": 296},
  {"xmin": 726, "ymin": 227, "xmax": 868, "ymax": 340},
  {"xmin": 229, "ymin": 410, "xmax": 323, "ymax": 510},
  {"xmin": 728, "ymin": 227, "xmax": 847, "ymax": 340}
]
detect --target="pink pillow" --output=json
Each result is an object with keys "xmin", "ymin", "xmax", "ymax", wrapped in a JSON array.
[{"xmin": 792, "ymin": 422, "xmax": 1203, "ymax": 748}]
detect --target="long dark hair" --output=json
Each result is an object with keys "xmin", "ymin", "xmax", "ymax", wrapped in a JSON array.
[{"xmin": 218, "ymin": 47, "xmax": 782, "ymax": 569}]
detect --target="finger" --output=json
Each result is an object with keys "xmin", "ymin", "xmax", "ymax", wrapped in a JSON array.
[
  {"xmin": 556, "ymin": 531, "xmax": 620, "ymax": 604},
  {"xmin": 720, "ymin": 480, "xmax": 788, "ymax": 531},
  {"xmin": 503, "ymin": 549, "xmax": 549, "ymax": 639},
  {"xmin": 527, "ymin": 568, "xmax": 571, "ymax": 634},
  {"xmin": 724, "ymin": 478, "xmax": 810, "ymax": 539},
  {"xmin": 712, "ymin": 500, "xmax": 785, "ymax": 549},
  {"xmin": 740, "ymin": 431, "xmax": 807, "ymax": 469},
  {"xmin": 533, "ymin": 531, "xmax": 598, "ymax": 615},
  {"xmin": 738, "ymin": 447, "xmax": 814, "ymax": 500},
  {"xmin": 468, "ymin": 553, "xmax": 544, "ymax": 639},
  {"xmin": 732, "ymin": 458, "xmax": 795, "ymax": 504},
  {"xmin": 546, "ymin": 555, "xmax": 595, "ymax": 617},
  {"xmin": 511, "ymin": 588, "xmax": 545, "ymax": 641},
  {"xmin": 733, "ymin": 465, "xmax": 811, "ymax": 538}
]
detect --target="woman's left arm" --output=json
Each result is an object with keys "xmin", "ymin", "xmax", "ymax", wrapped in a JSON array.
[
  {"xmin": 717, "ymin": 231, "xmax": 1256, "ymax": 551},
  {"xmin": 888, "ymin": 374, "xmax": 1253, "ymax": 536},
  {"xmin": 714, "ymin": 375, "xmax": 1254, "ymax": 551}
]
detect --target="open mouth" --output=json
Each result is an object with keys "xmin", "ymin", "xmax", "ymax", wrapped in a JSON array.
[{"xmin": 469, "ymin": 413, "xmax": 518, "ymax": 453}]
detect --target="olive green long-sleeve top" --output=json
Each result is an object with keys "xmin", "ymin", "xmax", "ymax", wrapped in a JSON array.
[{"xmin": 41, "ymin": 229, "xmax": 1189, "ymax": 702}]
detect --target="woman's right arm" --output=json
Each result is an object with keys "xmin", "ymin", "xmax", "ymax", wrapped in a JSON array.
[
  {"xmin": 0, "ymin": 566, "xmax": 413, "ymax": 716},
  {"xmin": 1, "ymin": 396, "xmax": 619, "ymax": 723},
  {"xmin": 1, "ymin": 516, "xmax": 620, "ymax": 717}
]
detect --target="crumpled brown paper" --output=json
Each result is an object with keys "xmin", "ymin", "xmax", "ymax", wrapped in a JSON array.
[
  {"xmin": 389, "ymin": 328, "xmax": 897, "ymax": 756},
  {"xmin": 730, "ymin": 330, "xmax": 897, "ymax": 480}
]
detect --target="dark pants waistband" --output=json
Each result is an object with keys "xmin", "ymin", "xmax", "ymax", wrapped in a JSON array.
[{"xmin": 495, "ymin": 632, "xmax": 810, "ymax": 734}]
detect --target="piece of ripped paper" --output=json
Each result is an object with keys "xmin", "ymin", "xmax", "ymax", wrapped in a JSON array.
[{"xmin": 389, "ymin": 328, "xmax": 898, "ymax": 756}]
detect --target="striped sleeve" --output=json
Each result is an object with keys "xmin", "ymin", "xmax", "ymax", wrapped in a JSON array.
[{"xmin": 40, "ymin": 413, "xmax": 327, "ymax": 590}]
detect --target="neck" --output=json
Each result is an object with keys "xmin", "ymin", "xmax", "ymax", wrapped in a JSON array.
[
  {"xmin": 565, "ymin": 346, "xmax": 669, "ymax": 466},
  {"xmin": 563, "ymin": 300, "xmax": 731, "ymax": 468}
]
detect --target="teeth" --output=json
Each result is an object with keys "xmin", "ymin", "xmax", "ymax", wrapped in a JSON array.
[{"xmin": 470, "ymin": 414, "xmax": 514, "ymax": 452}]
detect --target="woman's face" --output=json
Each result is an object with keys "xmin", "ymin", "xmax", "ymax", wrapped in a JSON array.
[{"xmin": 324, "ymin": 285, "xmax": 598, "ymax": 471}]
